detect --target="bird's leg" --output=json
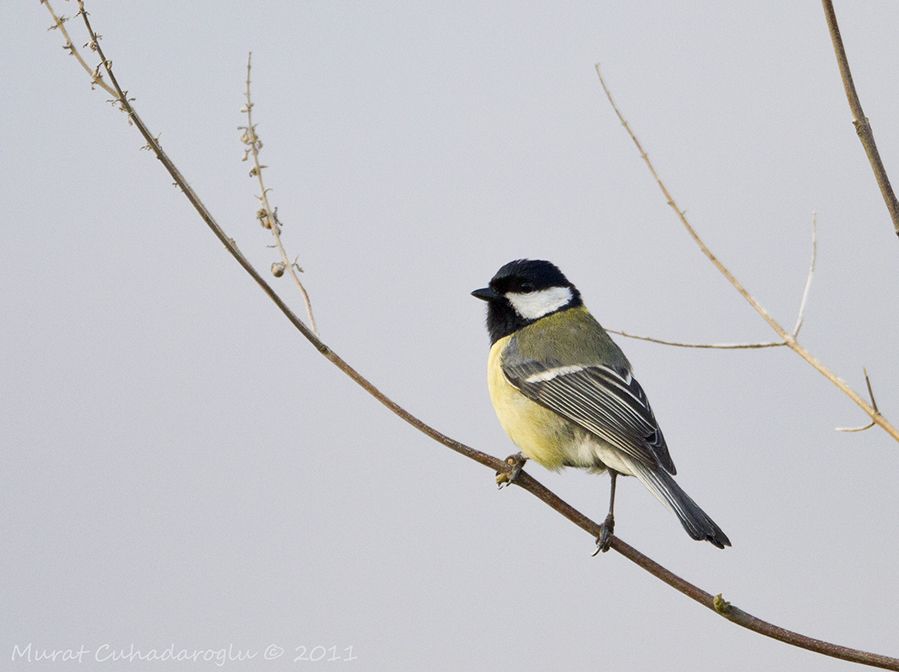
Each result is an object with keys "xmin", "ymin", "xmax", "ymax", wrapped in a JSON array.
[
  {"xmin": 496, "ymin": 452, "xmax": 528, "ymax": 489},
  {"xmin": 593, "ymin": 470, "xmax": 618, "ymax": 555}
]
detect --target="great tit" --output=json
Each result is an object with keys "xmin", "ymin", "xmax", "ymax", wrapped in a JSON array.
[{"xmin": 472, "ymin": 259, "xmax": 730, "ymax": 552}]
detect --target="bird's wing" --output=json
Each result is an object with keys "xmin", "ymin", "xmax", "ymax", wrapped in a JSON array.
[{"xmin": 502, "ymin": 358, "xmax": 676, "ymax": 473}]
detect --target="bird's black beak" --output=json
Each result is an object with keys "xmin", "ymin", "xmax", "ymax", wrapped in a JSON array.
[{"xmin": 471, "ymin": 286, "xmax": 500, "ymax": 301}]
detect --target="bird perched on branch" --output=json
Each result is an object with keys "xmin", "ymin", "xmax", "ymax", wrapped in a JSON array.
[{"xmin": 472, "ymin": 259, "xmax": 730, "ymax": 552}]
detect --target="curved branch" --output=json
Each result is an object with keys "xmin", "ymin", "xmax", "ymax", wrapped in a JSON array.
[
  {"xmin": 594, "ymin": 64, "xmax": 899, "ymax": 444},
  {"xmin": 47, "ymin": 4, "xmax": 899, "ymax": 668},
  {"xmin": 517, "ymin": 472, "xmax": 899, "ymax": 669}
]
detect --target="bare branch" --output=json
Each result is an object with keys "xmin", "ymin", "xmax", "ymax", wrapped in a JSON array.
[
  {"xmin": 520, "ymin": 471, "xmax": 899, "ymax": 670},
  {"xmin": 604, "ymin": 329, "xmax": 784, "ymax": 350},
  {"xmin": 836, "ymin": 368, "xmax": 881, "ymax": 433},
  {"xmin": 836, "ymin": 420, "xmax": 875, "ymax": 434},
  {"xmin": 609, "ymin": 212, "xmax": 816, "ymax": 350},
  {"xmin": 594, "ymin": 63, "xmax": 899, "ymax": 444},
  {"xmin": 792, "ymin": 211, "xmax": 818, "ymax": 338},
  {"xmin": 48, "ymin": 5, "xmax": 899, "ymax": 668},
  {"xmin": 821, "ymin": 0, "xmax": 899, "ymax": 239},
  {"xmin": 242, "ymin": 52, "xmax": 318, "ymax": 334}
]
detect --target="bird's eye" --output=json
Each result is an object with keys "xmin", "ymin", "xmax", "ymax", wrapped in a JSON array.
[{"xmin": 519, "ymin": 282, "xmax": 535, "ymax": 293}]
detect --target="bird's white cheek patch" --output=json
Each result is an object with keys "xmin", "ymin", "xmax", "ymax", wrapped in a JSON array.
[{"xmin": 506, "ymin": 287, "xmax": 573, "ymax": 320}]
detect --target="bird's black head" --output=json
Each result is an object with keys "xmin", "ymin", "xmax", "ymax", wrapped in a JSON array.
[{"xmin": 471, "ymin": 259, "xmax": 582, "ymax": 343}]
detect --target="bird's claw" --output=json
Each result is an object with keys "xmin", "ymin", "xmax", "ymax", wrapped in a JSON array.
[
  {"xmin": 592, "ymin": 513, "xmax": 615, "ymax": 556},
  {"xmin": 496, "ymin": 452, "xmax": 527, "ymax": 489}
]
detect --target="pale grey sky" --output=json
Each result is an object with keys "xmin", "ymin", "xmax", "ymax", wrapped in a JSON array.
[{"xmin": 4, "ymin": 2, "xmax": 899, "ymax": 670}]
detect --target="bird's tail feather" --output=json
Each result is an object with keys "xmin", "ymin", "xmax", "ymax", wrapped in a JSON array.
[{"xmin": 626, "ymin": 460, "xmax": 731, "ymax": 549}]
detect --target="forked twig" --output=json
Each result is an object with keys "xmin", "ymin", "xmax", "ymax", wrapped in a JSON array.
[
  {"xmin": 41, "ymin": 0, "xmax": 115, "ymax": 97},
  {"xmin": 44, "ymin": 5, "xmax": 899, "ymax": 668},
  {"xmin": 241, "ymin": 52, "xmax": 318, "ymax": 334},
  {"xmin": 594, "ymin": 64, "xmax": 899, "ymax": 444},
  {"xmin": 821, "ymin": 0, "xmax": 899, "ymax": 239},
  {"xmin": 836, "ymin": 368, "xmax": 880, "ymax": 433},
  {"xmin": 608, "ymin": 212, "xmax": 818, "ymax": 349}
]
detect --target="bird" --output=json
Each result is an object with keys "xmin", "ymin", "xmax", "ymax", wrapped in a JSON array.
[{"xmin": 472, "ymin": 259, "xmax": 730, "ymax": 552}]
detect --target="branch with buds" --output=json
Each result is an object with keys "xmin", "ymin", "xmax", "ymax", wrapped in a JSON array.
[
  {"xmin": 42, "ymin": 3, "xmax": 899, "ymax": 669},
  {"xmin": 240, "ymin": 52, "xmax": 318, "ymax": 334}
]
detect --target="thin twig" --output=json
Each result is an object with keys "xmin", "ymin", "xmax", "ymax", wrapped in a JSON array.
[
  {"xmin": 821, "ymin": 0, "xmax": 899, "ymax": 239},
  {"xmin": 609, "ymin": 211, "xmax": 817, "ymax": 349},
  {"xmin": 48, "ymin": 5, "xmax": 899, "ymax": 668},
  {"xmin": 41, "ymin": 0, "xmax": 115, "ymax": 97},
  {"xmin": 242, "ymin": 52, "xmax": 318, "ymax": 334},
  {"xmin": 836, "ymin": 368, "xmax": 880, "ymax": 432},
  {"xmin": 594, "ymin": 64, "xmax": 899, "ymax": 444},
  {"xmin": 604, "ymin": 330, "xmax": 784, "ymax": 350},
  {"xmin": 792, "ymin": 212, "xmax": 818, "ymax": 338}
]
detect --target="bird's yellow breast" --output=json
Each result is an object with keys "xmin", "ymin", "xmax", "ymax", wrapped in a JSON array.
[{"xmin": 487, "ymin": 335, "xmax": 574, "ymax": 470}]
